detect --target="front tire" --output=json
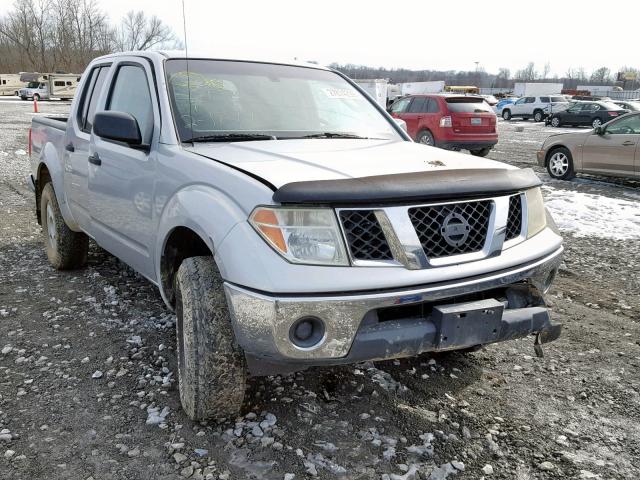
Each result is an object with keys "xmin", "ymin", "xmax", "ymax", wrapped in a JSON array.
[
  {"xmin": 546, "ymin": 147, "xmax": 575, "ymax": 180},
  {"xmin": 550, "ymin": 117, "xmax": 561, "ymax": 128},
  {"xmin": 175, "ymin": 256, "xmax": 247, "ymax": 420},
  {"xmin": 40, "ymin": 182, "xmax": 89, "ymax": 269},
  {"xmin": 502, "ymin": 109, "xmax": 512, "ymax": 120},
  {"xmin": 416, "ymin": 130, "xmax": 435, "ymax": 146},
  {"xmin": 470, "ymin": 147, "xmax": 492, "ymax": 157}
]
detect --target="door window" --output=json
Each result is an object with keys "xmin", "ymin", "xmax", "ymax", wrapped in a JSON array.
[
  {"xmin": 84, "ymin": 67, "xmax": 110, "ymax": 133},
  {"xmin": 390, "ymin": 97, "xmax": 411, "ymax": 114},
  {"xmin": 525, "ymin": 97, "xmax": 535, "ymax": 103},
  {"xmin": 567, "ymin": 104, "xmax": 583, "ymax": 113},
  {"xmin": 107, "ymin": 65, "xmax": 154, "ymax": 144},
  {"xmin": 605, "ymin": 114, "xmax": 640, "ymax": 134},
  {"xmin": 407, "ymin": 97, "xmax": 427, "ymax": 113},
  {"xmin": 425, "ymin": 98, "xmax": 440, "ymax": 113},
  {"xmin": 540, "ymin": 97, "xmax": 550, "ymax": 103},
  {"xmin": 515, "ymin": 98, "xmax": 526, "ymax": 105}
]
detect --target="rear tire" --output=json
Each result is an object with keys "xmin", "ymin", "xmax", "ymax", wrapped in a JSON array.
[
  {"xmin": 546, "ymin": 147, "xmax": 575, "ymax": 180},
  {"xmin": 40, "ymin": 182, "xmax": 89, "ymax": 269},
  {"xmin": 33, "ymin": 94, "xmax": 40, "ymax": 101},
  {"xmin": 175, "ymin": 256, "xmax": 247, "ymax": 420},
  {"xmin": 470, "ymin": 147, "xmax": 492, "ymax": 157},
  {"xmin": 416, "ymin": 130, "xmax": 435, "ymax": 146},
  {"xmin": 591, "ymin": 117, "xmax": 603, "ymax": 129},
  {"xmin": 502, "ymin": 109, "xmax": 512, "ymax": 120},
  {"xmin": 533, "ymin": 110, "xmax": 544, "ymax": 122}
]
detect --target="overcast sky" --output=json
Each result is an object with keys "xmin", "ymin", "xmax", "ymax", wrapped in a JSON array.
[{"xmin": 1, "ymin": 0, "xmax": 637, "ymax": 76}]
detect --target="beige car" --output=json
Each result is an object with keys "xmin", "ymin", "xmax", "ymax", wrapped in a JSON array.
[{"xmin": 537, "ymin": 112, "xmax": 640, "ymax": 180}]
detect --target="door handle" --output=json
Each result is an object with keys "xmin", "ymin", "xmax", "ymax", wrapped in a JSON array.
[
  {"xmin": 65, "ymin": 143, "xmax": 75, "ymax": 152},
  {"xmin": 622, "ymin": 141, "xmax": 635, "ymax": 146},
  {"xmin": 88, "ymin": 153, "xmax": 101, "ymax": 166}
]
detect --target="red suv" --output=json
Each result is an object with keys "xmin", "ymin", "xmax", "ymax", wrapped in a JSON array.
[{"xmin": 389, "ymin": 94, "xmax": 498, "ymax": 157}]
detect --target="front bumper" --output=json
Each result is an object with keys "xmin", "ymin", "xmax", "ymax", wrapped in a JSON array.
[{"xmin": 225, "ymin": 246, "xmax": 563, "ymax": 373}]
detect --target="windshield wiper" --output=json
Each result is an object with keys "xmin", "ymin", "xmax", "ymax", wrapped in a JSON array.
[
  {"xmin": 289, "ymin": 132, "xmax": 376, "ymax": 140},
  {"xmin": 186, "ymin": 133, "xmax": 277, "ymax": 143}
]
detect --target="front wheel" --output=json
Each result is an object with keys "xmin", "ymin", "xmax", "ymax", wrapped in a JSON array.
[
  {"xmin": 470, "ymin": 147, "xmax": 492, "ymax": 157},
  {"xmin": 546, "ymin": 147, "xmax": 575, "ymax": 180},
  {"xmin": 591, "ymin": 118, "xmax": 603, "ymax": 129},
  {"xmin": 416, "ymin": 130, "xmax": 435, "ymax": 146},
  {"xmin": 40, "ymin": 183, "xmax": 89, "ymax": 269},
  {"xmin": 502, "ymin": 109, "xmax": 512, "ymax": 120},
  {"xmin": 550, "ymin": 117, "xmax": 561, "ymax": 128},
  {"xmin": 175, "ymin": 256, "xmax": 247, "ymax": 420}
]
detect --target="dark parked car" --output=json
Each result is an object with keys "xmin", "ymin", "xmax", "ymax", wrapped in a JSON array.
[
  {"xmin": 546, "ymin": 101, "xmax": 629, "ymax": 129},
  {"xmin": 389, "ymin": 94, "xmax": 497, "ymax": 156}
]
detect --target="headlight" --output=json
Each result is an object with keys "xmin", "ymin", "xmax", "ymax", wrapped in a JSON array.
[
  {"xmin": 249, "ymin": 207, "xmax": 349, "ymax": 266},
  {"xmin": 526, "ymin": 187, "xmax": 547, "ymax": 238}
]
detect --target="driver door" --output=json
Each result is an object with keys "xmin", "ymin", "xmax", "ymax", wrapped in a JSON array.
[
  {"xmin": 582, "ymin": 114, "xmax": 640, "ymax": 176},
  {"xmin": 510, "ymin": 97, "xmax": 527, "ymax": 115}
]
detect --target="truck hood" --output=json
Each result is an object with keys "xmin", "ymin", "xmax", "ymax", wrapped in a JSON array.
[{"xmin": 187, "ymin": 139, "xmax": 513, "ymax": 188}]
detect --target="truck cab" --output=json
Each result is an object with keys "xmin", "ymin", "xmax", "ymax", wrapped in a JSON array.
[
  {"xmin": 20, "ymin": 81, "xmax": 49, "ymax": 100},
  {"xmin": 29, "ymin": 51, "xmax": 563, "ymax": 421}
]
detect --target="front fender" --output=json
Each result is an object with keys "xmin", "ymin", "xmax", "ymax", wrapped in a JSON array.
[{"xmin": 154, "ymin": 184, "xmax": 248, "ymax": 305}]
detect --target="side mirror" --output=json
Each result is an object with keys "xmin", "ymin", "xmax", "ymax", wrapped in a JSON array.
[
  {"xmin": 594, "ymin": 126, "xmax": 604, "ymax": 135},
  {"xmin": 93, "ymin": 111, "xmax": 142, "ymax": 145},
  {"xmin": 393, "ymin": 118, "xmax": 407, "ymax": 132}
]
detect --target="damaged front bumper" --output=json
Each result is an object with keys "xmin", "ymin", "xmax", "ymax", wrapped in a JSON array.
[{"xmin": 224, "ymin": 246, "xmax": 563, "ymax": 375}]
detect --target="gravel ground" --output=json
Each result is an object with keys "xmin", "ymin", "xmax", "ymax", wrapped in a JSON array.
[{"xmin": 1, "ymin": 98, "xmax": 639, "ymax": 480}]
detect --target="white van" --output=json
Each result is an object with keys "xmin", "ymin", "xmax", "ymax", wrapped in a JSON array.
[{"xmin": 18, "ymin": 73, "xmax": 80, "ymax": 100}]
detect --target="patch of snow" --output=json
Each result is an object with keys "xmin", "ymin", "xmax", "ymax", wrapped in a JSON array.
[{"xmin": 543, "ymin": 186, "xmax": 640, "ymax": 240}]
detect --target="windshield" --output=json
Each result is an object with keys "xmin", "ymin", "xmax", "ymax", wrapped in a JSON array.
[
  {"xmin": 165, "ymin": 59, "xmax": 400, "ymax": 142},
  {"xmin": 26, "ymin": 81, "xmax": 40, "ymax": 88}
]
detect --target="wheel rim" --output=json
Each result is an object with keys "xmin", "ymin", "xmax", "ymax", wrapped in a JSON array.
[
  {"xmin": 535, "ymin": 113, "xmax": 541, "ymax": 121},
  {"xmin": 592, "ymin": 119, "xmax": 602, "ymax": 128},
  {"xmin": 419, "ymin": 134, "xmax": 433, "ymax": 145},
  {"xmin": 46, "ymin": 203, "xmax": 56, "ymax": 246},
  {"xmin": 549, "ymin": 152, "xmax": 569, "ymax": 176},
  {"xmin": 551, "ymin": 118, "xmax": 559, "ymax": 127}
]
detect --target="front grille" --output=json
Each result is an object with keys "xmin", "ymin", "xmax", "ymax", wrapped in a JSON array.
[
  {"xmin": 408, "ymin": 200, "xmax": 492, "ymax": 259},
  {"xmin": 339, "ymin": 210, "xmax": 393, "ymax": 261},
  {"xmin": 505, "ymin": 195, "xmax": 523, "ymax": 240}
]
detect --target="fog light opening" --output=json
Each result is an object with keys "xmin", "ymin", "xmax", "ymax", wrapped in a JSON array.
[{"xmin": 289, "ymin": 316, "xmax": 325, "ymax": 349}]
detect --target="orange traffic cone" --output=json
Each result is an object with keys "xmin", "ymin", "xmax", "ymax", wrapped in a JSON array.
[{"xmin": 33, "ymin": 96, "xmax": 38, "ymax": 113}]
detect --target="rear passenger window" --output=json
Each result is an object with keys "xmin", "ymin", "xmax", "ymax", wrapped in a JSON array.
[
  {"xmin": 540, "ymin": 97, "xmax": 550, "ymax": 103},
  {"xmin": 407, "ymin": 97, "xmax": 427, "ymax": 113},
  {"xmin": 107, "ymin": 65, "xmax": 154, "ymax": 144},
  {"xmin": 84, "ymin": 67, "xmax": 109, "ymax": 133},
  {"xmin": 426, "ymin": 98, "xmax": 439, "ymax": 113}
]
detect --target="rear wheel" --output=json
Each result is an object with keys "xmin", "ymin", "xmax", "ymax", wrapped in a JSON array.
[
  {"xmin": 533, "ymin": 110, "xmax": 544, "ymax": 122},
  {"xmin": 470, "ymin": 147, "xmax": 492, "ymax": 157},
  {"xmin": 416, "ymin": 130, "xmax": 435, "ymax": 146},
  {"xmin": 546, "ymin": 147, "xmax": 575, "ymax": 180},
  {"xmin": 502, "ymin": 109, "xmax": 512, "ymax": 120},
  {"xmin": 550, "ymin": 117, "xmax": 561, "ymax": 128},
  {"xmin": 591, "ymin": 117, "xmax": 603, "ymax": 129},
  {"xmin": 33, "ymin": 93, "xmax": 40, "ymax": 101},
  {"xmin": 40, "ymin": 183, "xmax": 89, "ymax": 269},
  {"xmin": 175, "ymin": 256, "xmax": 247, "ymax": 420}
]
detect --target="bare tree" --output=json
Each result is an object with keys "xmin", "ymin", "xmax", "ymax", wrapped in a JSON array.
[
  {"xmin": 515, "ymin": 62, "xmax": 537, "ymax": 81},
  {"xmin": 590, "ymin": 66, "xmax": 611, "ymax": 84},
  {"xmin": 542, "ymin": 62, "xmax": 551, "ymax": 80},
  {"xmin": 114, "ymin": 10, "xmax": 180, "ymax": 51}
]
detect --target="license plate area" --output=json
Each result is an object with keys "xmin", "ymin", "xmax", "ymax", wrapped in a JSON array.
[
  {"xmin": 432, "ymin": 299, "xmax": 503, "ymax": 349},
  {"xmin": 470, "ymin": 117, "xmax": 482, "ymax": 125}
]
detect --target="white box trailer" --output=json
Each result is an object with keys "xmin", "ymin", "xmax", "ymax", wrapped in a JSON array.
[
  {"xmin": 576, "ymin": 85, "xmax": 620, "ymax": 95},
  {"xmin": 514, "ymin": 82, "xmax": 563, "ymax": 96},
  {"xmin": 400, "ymin": 81, "xmax": 445, "ymax": 96},
  {"xmin": 0, "ymin": 74, "xmax": 24, "ymax": 96},
  {"xmin": 354, "ymin": 79, "xmax": 388, "ymax": 108}
]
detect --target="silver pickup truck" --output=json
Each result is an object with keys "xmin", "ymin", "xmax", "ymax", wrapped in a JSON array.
[{"xmin": 29, "ymin": 51, "xmax": 563, "ymax": 420}]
